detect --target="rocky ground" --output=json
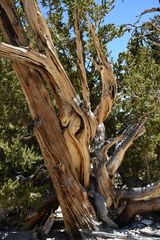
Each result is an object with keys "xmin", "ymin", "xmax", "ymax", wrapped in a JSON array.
[{"xmin": 1, "ymin": 209, "xmax": 160, "ymax": 239}]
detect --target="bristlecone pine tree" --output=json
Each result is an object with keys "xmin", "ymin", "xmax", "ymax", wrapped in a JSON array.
[{"xmin": 0, "ymin": 1, "xmax": 160, "ymax": 239}]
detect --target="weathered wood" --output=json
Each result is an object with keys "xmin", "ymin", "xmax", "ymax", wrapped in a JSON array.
[
  {"xmin": 96, "ymin": 161, "xmax": 115, "ymax": 208},
  {"xmin": 23, "ymin": 195, "xmax": 59, "ymax": 230},
  {"xmin": 107, "ymin": 120, "xmax": 146, "ymax": 175},
  {"xmin": 74, "ymin": 7, "xmax": 90, "ymax": 109},
  {"xmin": 116, "ymin": 182, "xmax": 160, "ymax": 202},
  {"xmin": 0, "ymin": 1, "xmax": 97, "ymax": 237},
  {"xmin": 22, "ymin": 0, "xmax": 98, "ymax": 188},
  {"xmin": 41, "ymin": 211, "xmax": 55, "ymax": 235},
  {"xmin": 116, "ymin": 197, "xmax": 160, "ymax": 226},
  {"xmin": 89, "ymin": 23, "xmax": 117, "ymax": 124},
  {"xmin": 1, "ymin": 0, "xmax": 160, "ymax": 237}
]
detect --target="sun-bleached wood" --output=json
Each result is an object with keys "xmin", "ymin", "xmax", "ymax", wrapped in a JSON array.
[{"xmin": 0, "ymin": 0, "xmax": 160, "ymax": 238}]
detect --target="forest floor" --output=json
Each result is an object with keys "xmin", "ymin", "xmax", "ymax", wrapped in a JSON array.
[{"xmin": 0, "ymin": 210, "xmax": 160, "ymax": 239}]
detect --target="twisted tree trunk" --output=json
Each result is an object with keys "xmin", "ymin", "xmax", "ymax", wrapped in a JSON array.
[
  {"xmin": 0, "ymin": 1, "xmax": 160, "ymax": 239},
  {"xmin": 0, "ymin": 1, "xmax": 97, "ymax": 238}
]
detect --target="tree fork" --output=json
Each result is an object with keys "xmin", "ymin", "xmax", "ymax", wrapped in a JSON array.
[{"xmin": 22, "ymin": 0, "xmax": 98, "ymax": 188}]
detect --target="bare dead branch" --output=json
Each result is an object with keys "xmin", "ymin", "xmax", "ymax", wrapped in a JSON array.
[
  {"xmin": 22, "ymin": 0, "xmax": 95, "ymax": 129},
  {"xmin": 89, "ymin": 24, "xmax": 107, "ymax": 63},
  {"xmin": 0, "ymin": 1, "xmax": 28, "ymax": 46},
  {"xmin": 136, "ymin": 7, "xmax": 160, "ymax": 24},
  {"xmin": 102, "ymin": 135, "xmax": 124, "ymax": 160},
  {"xmin": 117, "ymin": 197, "xmax": 160, "ymax": 226},
  {"xmin": 42, "ymin": 211, "xmax": 55, "ymax": 235},
  {"xmin": 140, "ymin": 7, "xmax": 160, "ymax": 16},
  {"xmin": 24, "ymin": 195, "xmax": 59, "ymax": 230},
  {"xmin": 21, "ymin": 1, "xmax": 81, "ymax": 127},
  {"xmin": 89, "ymin": 22, "xmax": 117, "ymax": 124},
  {"xmin": 0, "ymin": 42, "xmax": 47, "ymax": 64},
  {"xmin": 107, "ymin": 119, "xmax": 146, "ymax": 175},
  {"xmin": 74, "ymin": 7, "xmax": 90, "ymax": 109},
  {"xmin": 22, "ymin": 0, "xmax": 53, "ymax": 49},
  {"xmin": 117, "ymin": 182, "xmax": 160, "ymax": 202}
]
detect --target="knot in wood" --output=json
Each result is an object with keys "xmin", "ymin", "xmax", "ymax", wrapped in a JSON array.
[
  {"xmin": 57, "ymin": 162, "xmax": 63, "ymax": 169},
  {"xmin": 54, "ymin": 162, "xmax": 65, "ymax": 173}
]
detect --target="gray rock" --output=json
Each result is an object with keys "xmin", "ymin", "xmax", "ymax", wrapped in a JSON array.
[{"xmin": 140, "ymin": 219, "xmax": 153, "ymax": 225}]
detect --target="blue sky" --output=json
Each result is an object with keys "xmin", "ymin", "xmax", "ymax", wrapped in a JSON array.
[
  {"xmin": 107, "ymin": 0, "xmax": 159, "ymax": 61},
  {"xmin": 39, "ymin": 0, "xmax": 159, "ymax": 61}
]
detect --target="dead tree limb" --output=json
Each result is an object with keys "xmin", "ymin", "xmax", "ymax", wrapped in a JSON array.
[
  {"xmin": 116, "ymin": 197, "xmax": 160, "ymax": 226},
  {"xmin": 107, "ymin": 120, "xmax": 146, "ymax": 175},
  {"xmin": 74, "ymin": 7, "xmax": 90, "ymax": 109},
  {"xmin": 89, "ymin": 23, "xmax": 117, "ymax": 124},
  {"xmin": 117, "ymin": 182, "xmax": 160, "ymax": 202}
]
